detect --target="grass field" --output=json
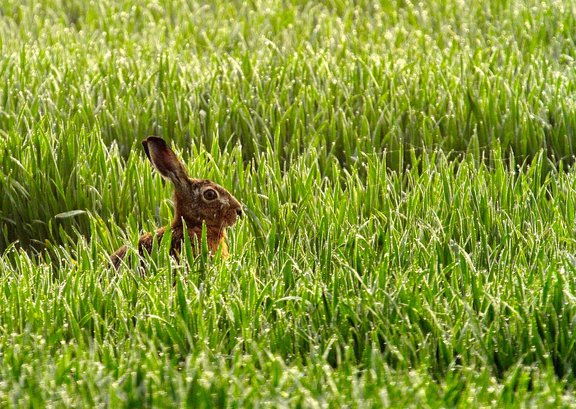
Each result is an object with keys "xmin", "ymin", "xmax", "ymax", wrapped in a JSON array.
[{"xmin": 2, "ymin": 0, "xmax": 576, "ymax": 407}]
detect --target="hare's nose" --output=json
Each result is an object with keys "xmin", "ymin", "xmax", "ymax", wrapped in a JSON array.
[{"xmin": 236, "ymin": 208, "xmax": 243, "ymax": 218}]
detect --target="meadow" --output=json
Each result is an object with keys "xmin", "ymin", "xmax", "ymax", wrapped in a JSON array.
[{"xmin": 2, "ymin": 0, "xmax": 576, "ymax": 407}]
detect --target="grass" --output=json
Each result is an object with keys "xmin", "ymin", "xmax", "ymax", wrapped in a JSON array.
[{"xmin": 2, "ymin": 0, "xmax": 576, "ymax": 407}]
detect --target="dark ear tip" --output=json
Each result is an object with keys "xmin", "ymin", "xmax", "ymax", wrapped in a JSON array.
[
  {"xmin": 142, "ymin": 136, "xmax": 168, "ymax": 161},
  {"xmin": 143, "ymin": 136, "xmax": 167, "ymax": 146}
]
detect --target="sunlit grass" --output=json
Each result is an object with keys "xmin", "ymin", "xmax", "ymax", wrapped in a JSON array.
[{"xmin": 2, "ymin": 0, "xmax": 576, "ymax": 407}]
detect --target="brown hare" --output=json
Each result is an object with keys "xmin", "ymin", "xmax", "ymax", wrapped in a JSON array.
[{"xmin": 111, "ymin": 136, "xmax": 242, "ymax": 269}]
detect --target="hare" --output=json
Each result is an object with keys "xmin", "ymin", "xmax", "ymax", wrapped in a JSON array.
[{"xmin": 110, "ymin": 136, "xmax": 242, "ymax": 269}]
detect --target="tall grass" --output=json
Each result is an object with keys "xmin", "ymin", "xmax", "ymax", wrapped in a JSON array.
[
  {"xmin": 2, "ymin": 0, "xmax": 576, "ymax": 406},
  {"xmin": 3, "ymin": 149, "xmax": 576, "ymax": 406},
  {"xmin": 2, "ymin": 0, "xmax": 576, "ymax": 249},
  {"xmin": 2, "ymin": 0, "xmax": 575, "ymax": 162}
]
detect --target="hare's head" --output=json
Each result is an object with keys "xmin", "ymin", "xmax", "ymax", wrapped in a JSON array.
[{"xmin": 142, "ymin": 136, "xmax": 242, "ymax": 229}]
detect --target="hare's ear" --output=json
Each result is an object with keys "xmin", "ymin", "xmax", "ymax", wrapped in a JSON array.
[{"xmin": 142, "ymin": 136, "xmax": 189, "ymax": 185}]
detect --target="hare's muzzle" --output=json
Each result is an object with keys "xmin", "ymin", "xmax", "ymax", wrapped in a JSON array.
[{"xmin": 236, "ymin": 208, "xmax": 243, "ymax": 218}]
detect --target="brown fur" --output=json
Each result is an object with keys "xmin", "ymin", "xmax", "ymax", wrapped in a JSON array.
[{"xmin": 110, "ymin": 136, "xmax": 241, "ymax": 269}]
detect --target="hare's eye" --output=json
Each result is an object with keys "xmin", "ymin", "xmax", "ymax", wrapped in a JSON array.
[{"xmin": 203, "ymin": 189, "xmax": 218, "ymax": 201}]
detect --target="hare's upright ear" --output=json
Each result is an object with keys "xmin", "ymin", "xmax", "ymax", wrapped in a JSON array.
[{"xmin": 142, "ymin": 136, "xmax": 189, "ymax": 185}]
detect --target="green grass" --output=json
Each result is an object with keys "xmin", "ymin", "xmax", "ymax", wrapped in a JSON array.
[{"xmin": 2, "ymin": 0, "xmax": 576, "ymax": 407}]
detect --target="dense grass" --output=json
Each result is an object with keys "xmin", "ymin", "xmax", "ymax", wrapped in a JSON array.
[{"xmin": 2, "ymin": 0, "xmax": 576, "ymax": 407}]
